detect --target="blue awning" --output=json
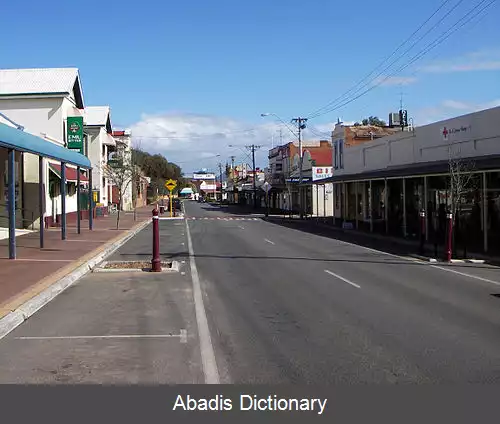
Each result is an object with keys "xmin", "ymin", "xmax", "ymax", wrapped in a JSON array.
[{"xmin": 0, "ymin": 122, "xmax": 91, "ymax": 168}]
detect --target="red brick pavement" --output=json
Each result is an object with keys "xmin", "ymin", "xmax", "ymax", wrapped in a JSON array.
[{"xmin": 0, "ymin": 207, "xmax": 155, "ymax": 315}]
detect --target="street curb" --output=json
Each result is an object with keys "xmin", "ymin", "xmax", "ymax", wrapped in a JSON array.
[
  {"xmin": 159, "ymin": 216, "xmax": 184, "ymax": 220},
  {"xmin": 409, "ymin": 254, "xmax": 438, "ymax": 263},
  {"xmin": 0, "ymin": 219, "xmax": 151, "ymax": 340}
]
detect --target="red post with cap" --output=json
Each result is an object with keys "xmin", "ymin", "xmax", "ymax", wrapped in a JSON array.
[
  {"xmin": 151, "ymin": 207, "xmax": 162, "ymax": 272},
  {"xmin": 445, "ymin": 211, "xmax": 453, "ymax": 262}
]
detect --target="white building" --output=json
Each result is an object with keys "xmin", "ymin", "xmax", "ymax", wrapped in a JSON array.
[
  {"xmin": 318, "ymin": 106, "xmax": 500, "ymax": 255},
  {"xmin": 0, "ymin": 68, "xmax": 87, "ymax": 228},
  {"xmin": 84, "ymin": 106, "xmax": 116, "ymax": 206},
  {"xmin": 111, "ymin": 129, "xmax": 133, "ymax": 211}
]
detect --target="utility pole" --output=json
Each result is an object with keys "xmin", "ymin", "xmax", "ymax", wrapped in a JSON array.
[
  {"xmin": 246, "ymin": 144, "xmax": 261, "ymax": 209},
  {"xmin": 218, "ymin": 162, "xmax": 223, "ymax": 203},
  {"xmin": 291, "ymin": 117, "xmax": 308, "ymax": 218}
]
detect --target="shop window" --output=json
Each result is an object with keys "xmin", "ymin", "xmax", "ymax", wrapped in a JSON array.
[
  {"xmin": 67, "ymin": 182, "xmax": 76, "ymax": 196},
  {"xmin": 334, "ymin": 141, "xmax": 338, "ymax": 169}
]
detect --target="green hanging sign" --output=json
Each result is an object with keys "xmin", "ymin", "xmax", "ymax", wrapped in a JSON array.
[{"xmin": 67, "ymin": 116, "xmax": 84, "ymax": 154}]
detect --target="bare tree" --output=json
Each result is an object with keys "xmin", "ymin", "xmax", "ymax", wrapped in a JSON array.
[
  {"xmin": 102, "ymin": 143, "xmax": 135, "ymax": 230},
  {"xmin": 447, "ymin": 143, "xmax": 478, "ymax": 255}
]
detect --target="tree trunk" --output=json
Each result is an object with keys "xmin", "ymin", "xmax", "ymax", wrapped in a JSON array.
[{"xmin": 116, "ymin": 190, "xmax": 122, "ymax": 230}]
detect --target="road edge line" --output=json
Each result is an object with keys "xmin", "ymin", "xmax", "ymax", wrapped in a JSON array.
[
  {"xmin": 0, "ymin": 219, "xmax": 150, "ymax": 340},
  {"xmin": 184, "ymin": 207, "xmax": 220, "ymax": 384}
]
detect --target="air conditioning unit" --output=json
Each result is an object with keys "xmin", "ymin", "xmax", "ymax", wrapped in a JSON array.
[{"xmin": 389, "ymin": 112, "xmax": 401, "ymax": 127}]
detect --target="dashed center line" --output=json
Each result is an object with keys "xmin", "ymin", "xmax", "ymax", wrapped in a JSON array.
[
  {"xmin": 325, "ymin": 269, "xmax": 361, "ymax": 289},
  {"xmin": 264, "ymin": 239, "xmax": 275, "ymax": 245}
]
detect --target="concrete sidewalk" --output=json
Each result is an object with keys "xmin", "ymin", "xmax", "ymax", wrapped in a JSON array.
[{"xmin": 0, "ymin": 207, "xmax": 154, "ymax": 322}]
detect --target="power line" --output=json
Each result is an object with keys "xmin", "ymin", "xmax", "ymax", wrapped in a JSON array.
[
  {"xmin": 306, "ymin": 0, "xmax": 457, "ymax": 119},
  {"xmin": 307, "ymin": 0, "xmax": 496, "ymax": 120}
]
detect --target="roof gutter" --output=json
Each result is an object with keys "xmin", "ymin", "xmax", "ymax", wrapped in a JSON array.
[{"xmin": 0, "ymin": 112, "xmax": 24, "ymax": 131}]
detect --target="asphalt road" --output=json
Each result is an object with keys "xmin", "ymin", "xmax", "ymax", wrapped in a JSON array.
[
  {"xmin": 1, "ymin": 200, "xmax": 499, "ymax": 384},
  {"xmin": 184, "ymin": 201, "xmax": 500, "ymax": 383}
]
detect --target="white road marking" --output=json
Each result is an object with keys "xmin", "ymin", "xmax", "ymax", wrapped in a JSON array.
[
  {"xmin": 430, "ymin": 265, "xmax": 500, "ymax": 287},
  {"xmin": 238, "ymin": 226, "xmax": 245, "ymax": 230},
  {"xmin": 325, "ymin": 269, "xmax": 361, "ymax": 289},
  {"xmin": 185, "ymin": 217, "xmax": 220, "ymax": 384},
  {"xmin": 15, "ymin": 334, "xmax": 183, "ymax": 340},
  {"xmin": 334, "ymin": 236, "xmax": 500, "ymax": 286},
  {"xmin": 264, "ymin": 239, "xmax": 275, "ymax": 245},
  {"xmin": 180, "ymin": 329, "xmax": 188, "ymax": 344}
]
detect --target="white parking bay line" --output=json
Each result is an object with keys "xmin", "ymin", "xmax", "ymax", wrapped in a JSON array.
[
  {"xmin": 324, "ymin": 270, "xmax": 361, "ymax": 289},
  {"xmin": 264, "ymin": 239, "xmax": 275, "ymax": 245},
  {"xmin": 15, "ymin": 334, "xmax": 184, "ymax": 340}
]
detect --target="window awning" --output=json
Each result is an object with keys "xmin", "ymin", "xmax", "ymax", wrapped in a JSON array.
[
  {"xmin": 103, "ymin": 133, "xmax": 116, "ymax": 146},
  {"xmin": 49, "ymin": 163, "xmax": 89, "ymax": 184},
  {"xmin": 0, "ymin": 122, "xmax": 91, "ymax": 168}
]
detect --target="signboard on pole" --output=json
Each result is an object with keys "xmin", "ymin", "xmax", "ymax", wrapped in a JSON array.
[
  {"xmin": 165, "ymin": 179, "xmax": 177, "ymax": 192},
  {"xmin": 67, "ymin": 116, "xmax": 84, "ymax": 154},
  {"xmin": 193, "ymin": 173, "xmax": 216, "ymax": 180},
  {"xmin": 312, "ymin": 166, "xmax": 333, "ymax": 181},
  {"xmin": 262, "ymin": 181, "xmax": 272, "ymax": 193}
]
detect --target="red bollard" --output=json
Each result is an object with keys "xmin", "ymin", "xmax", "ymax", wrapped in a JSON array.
[
  {"xmin": 151, "ymin": 207, "xmax": 162, "ymax": 272},
  {"xmin": 445, "ymin": 211, "xmax": 453, "ymax": 262}
]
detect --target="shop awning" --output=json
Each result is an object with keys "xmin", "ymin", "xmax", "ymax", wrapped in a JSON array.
[
  {"xmin": 311, "ymin": 153, "xmax": 500, "ymax": 184},
  {"xmin": 49, "ymin": 163, "xmax": 89, "ymax": 183},
  {"xmin": 0, "ymin": 122, "xmax": 91, "ymax": 168}
]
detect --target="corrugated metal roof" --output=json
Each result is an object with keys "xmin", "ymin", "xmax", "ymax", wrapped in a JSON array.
[
  {"xmin": 0, "ymin": 122, "xmax": 91, "ymax": 168},
  {"xmin": 0, "ymin": 68, "xmax": 80, "ymax": 96},
  {"xmin": 85, "ymin": 106, "xmax": 110, "ymax": 126}
]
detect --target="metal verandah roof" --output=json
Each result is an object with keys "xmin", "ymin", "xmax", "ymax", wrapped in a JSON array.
[
  {"xmin": 0, "ymin": 122, "xmax": 91, "ymax": 168},
  {"xmin": 310, "ymin": 154, "xmax": 500, "ymax": 185}
]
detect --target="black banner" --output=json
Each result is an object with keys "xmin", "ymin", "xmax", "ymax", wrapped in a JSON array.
[{"xmin": 1, "ymin": 385, "xmax": 498, "ymax": 423}]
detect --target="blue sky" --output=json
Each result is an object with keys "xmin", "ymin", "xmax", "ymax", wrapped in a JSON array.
[{"xmin": 1, "ymin": 0, "xmax": 499, "ymax": 172}]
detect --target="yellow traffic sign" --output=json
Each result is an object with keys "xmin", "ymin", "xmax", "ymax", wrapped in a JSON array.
[{"xmin": 165, "ymin": 179, "xmax": 177, "ymax": 192}]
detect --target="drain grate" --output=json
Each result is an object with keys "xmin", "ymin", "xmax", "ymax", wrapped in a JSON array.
[
  {"xmin": 491, "ymin": 294, "xmax": 500, "ymax": 298},
  {"xmin": 93, "ymin": 260, "xmax": 179, "ymax": 273}
]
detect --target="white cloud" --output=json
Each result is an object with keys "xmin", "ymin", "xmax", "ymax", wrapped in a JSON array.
[
  {"xmin": 130, "ymin": 112, "xmax": 336, "ymax": 173},
  {"xmin": 373, "ymin": 76, "xmax": 418, "ymax": 86},
  {"xmin": 414, "ymin": 99, "xmax": 500, "ymax": 126},
  {"xmin": 421, "ymin": 49, "xmax": 500, "ymax": 73}
]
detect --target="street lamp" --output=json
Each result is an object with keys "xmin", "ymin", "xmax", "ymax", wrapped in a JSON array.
[{"xmin": 260, "ymin": 113, "xmax": 298, "ymax": 139}]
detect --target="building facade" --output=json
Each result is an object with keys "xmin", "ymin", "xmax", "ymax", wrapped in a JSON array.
[
  {"xmin": 84, "ymin": 106, "xmax": 116, "ymax": 207},
  {"xmin": 110, "ymin": 130, "xmax": 133, "ymax": 211},
  {"xmin": 319, "ymin": 106, "xmax": 500, "ymax": 256},
  {"xmin": 0, "ymin": 68, "xmax": 87, "ymax": 229}
]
